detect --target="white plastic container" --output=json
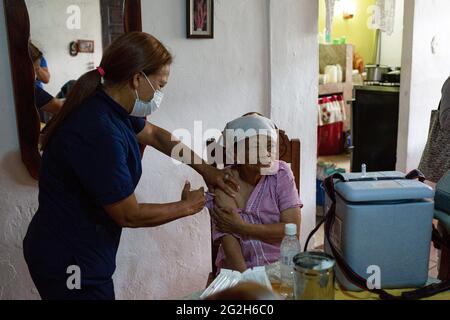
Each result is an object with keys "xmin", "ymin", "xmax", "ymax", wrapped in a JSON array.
[
  {"xmin": 324, "ymin": 65, "xmax": 338, "ymax": 84},
  {"xmin": 336, "ymin": 64, "xmax": 343, "ymax": 83},
  {"xmin": 319, "ymin": 74, "xmax": 329, "ymax": 85}
]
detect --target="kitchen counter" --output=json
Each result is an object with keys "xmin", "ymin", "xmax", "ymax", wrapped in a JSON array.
[{"xmin": 354, "ymin": 85, "xmax": 400, "ymax": 93}]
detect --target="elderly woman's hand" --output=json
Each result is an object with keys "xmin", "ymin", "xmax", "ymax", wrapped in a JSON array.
[{"xmin": 211, "ymin": 206, "xmax": 246, "ymax": 234}]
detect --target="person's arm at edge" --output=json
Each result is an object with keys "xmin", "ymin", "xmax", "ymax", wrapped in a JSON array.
[
  {"xmin": 221, "ymin": 235, "xmax": 247, "ymax": 273},
  {"xmin": 440, "ymin": 77, "xmax": 450, "ymax": 131},
  {"xmin": 104, "ymin": 183, "xmax": 205, "ymax": 228}
]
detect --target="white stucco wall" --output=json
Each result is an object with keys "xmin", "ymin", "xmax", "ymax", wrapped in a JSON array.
[
  {"xmin": 0, "ymin": 0, "xmax": 318, "ymax": 300},
  {"xmin": 25, "ymin": 0, "xmax": 103, "ymax": 96},
  {"xmin": 397, "ymin": 0, "xmax": 450, "ymax": 172},
  {"xmin": 269, "ymin": 0, "xmax": 318, "ymax": 249}
]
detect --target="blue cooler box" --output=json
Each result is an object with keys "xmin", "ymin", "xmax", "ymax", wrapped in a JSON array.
[{"xmin": 324, "ymin": 171, "xmax": 435, "ymax": 291}]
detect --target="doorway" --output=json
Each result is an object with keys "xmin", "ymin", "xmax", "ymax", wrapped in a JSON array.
[
  {"xmin": 100, "ymin": 0, "xmax": 125, "ymax": 49},
  {"xmin": 315, "ymin": 0, "xmax": 405, "ymax": 249}
]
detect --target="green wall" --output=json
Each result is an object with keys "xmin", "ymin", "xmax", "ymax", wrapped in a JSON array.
[{"xmin": 319, "ymin": 0, "xmax": 378, "ymax": 64}]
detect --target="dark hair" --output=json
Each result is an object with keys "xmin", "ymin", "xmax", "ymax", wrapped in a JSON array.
[
  {"xmin": 41, "ymin": 32, "xmax": 173, "ymax": 149},
  {"xmin": 28, "ymin": 41, "xmax": 43, "ymax": 63}
]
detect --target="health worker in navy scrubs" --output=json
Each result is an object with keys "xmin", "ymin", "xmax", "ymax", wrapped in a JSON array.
[
  {"xmin": 23, "ymin": 32, "xmax": 239, "ymax": 300},
  {"xmin": 35, "ymin": 86, "xmax": 63, "ymax": 115}
]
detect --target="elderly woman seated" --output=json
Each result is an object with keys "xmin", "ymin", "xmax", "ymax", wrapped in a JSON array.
[{"xmin": 208, "ymin": 114, "xmax": 302, "ymax": 273}]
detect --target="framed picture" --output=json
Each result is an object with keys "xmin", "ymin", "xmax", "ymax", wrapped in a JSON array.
[
  {"xmin": 77, "ymin": 40, "xmax": 95, "ymax": 53},
  {"xmin": 69, "ymin": 40, "xmax": 95, "ymax": 57},
  {"xmin": 187, "ymin": 0, "xmax": 214, "ymax": 39}
]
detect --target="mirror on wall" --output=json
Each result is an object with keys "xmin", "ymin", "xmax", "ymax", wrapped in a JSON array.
[
  {"xmin": 25, "ymin": 0, "xmax": 127, "ymax": 124},
  {"xmin": 3, "ymin": 0, "xmax": 142, "ymax": 179}
]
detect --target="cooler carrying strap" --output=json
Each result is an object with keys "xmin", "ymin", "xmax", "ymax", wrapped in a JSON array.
[{"xmin": 304, "ymin": 170, "xmax": 450, "ymax": 300}]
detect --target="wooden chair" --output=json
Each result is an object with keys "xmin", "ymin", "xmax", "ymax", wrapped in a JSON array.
[{"xmin": 205, "ymin": 129, "xmax": 301, "ymax": 286}]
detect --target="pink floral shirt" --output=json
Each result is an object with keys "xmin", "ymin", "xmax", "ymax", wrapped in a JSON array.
[{"xmin": 207, "ymin": 161, "xmax": 303, "ymax": 272}]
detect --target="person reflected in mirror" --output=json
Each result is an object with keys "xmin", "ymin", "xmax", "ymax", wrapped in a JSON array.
[
  {"xmin": 56, "ymin": 80, "xmax": 77, "ymax": 99},
  {"xmin": 29, "ymin": 41, "xmax": 50, "ymax": 88},
  {"xmin": 29, "ymin": 42, "xmax": 63, "ymax": 116},
  {"xmin": 35, "ymin": 86, "xmax": 64, "ymax": 115}
]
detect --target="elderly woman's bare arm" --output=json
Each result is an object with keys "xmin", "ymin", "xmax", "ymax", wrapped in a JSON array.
[
  {"xmin": 214, "ymin": 184, "xmax": 238, "ymax": 209},
  {"xmin": 439, "ymin": 77, "xmax": 450, "ymax": 131},
  {"xmin": 221, "ymin": 235, "xmax": 247, "ymax": 272},
  {"xmin": 237, "ymin": 208, "xmax": 301, "ymax": 244},
  {"xmin": 213, "ymin": 206, "xmax": 301, "ymax": 245},
  {"xmin": 213, "ymin": 183, "xmax": 247, "ymax": 272}
]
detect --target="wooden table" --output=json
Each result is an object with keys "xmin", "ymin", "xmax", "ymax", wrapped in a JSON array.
[{"xmin": 186, "ymin": 263, "xmax": 450, "ymax": 300}]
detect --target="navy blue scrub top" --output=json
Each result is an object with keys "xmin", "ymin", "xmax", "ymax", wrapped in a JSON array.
[
  {"xmin": 24, "ymin": 88, "xmax": 145, "ymax": 285},
  {"xmin": 35, "ymin": 86, "xmax": 54, "ymax": 109}
]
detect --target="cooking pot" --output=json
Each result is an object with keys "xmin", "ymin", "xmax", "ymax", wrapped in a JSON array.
[
  {"xmin": 365, "ymin": 64, "xmax": 391, "ymax": 82},
  {"xmin": 382, "ymin": 70, "xmax": 401, "ymax": 83}
]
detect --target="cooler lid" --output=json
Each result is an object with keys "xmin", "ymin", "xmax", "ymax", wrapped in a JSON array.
[
  {"xmin": 341, "ymin": 171, "xmax": 406, "ymax": 181},
  {"xmin": 335, "ymin": 172, "xmax": 435, "ymax": 202}
]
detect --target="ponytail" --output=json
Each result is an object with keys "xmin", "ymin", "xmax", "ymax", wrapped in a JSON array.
[{"xmin": 41, "ymin": 69, "xmax": 102, "ymax": 149}]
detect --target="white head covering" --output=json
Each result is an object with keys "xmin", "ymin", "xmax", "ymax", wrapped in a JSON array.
[
  {"xmin": 216, "ymin": 114, "xmax": 279, "ymax": 175},
  {"xmin": 217, "ymin": 114, "xmax": 278, "ymax": 147}
]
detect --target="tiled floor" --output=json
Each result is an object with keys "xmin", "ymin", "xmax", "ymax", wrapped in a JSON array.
[
  {"xmin": 314, "ymin": 212, "xmax": 441, "ymax": 279},
  {"xmin": 429, "ymin": 245, "xmax": 439, "ymax": 278}
]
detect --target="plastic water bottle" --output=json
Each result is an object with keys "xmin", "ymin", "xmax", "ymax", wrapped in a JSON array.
[{"xmin": 279, "ymin": 224, "xmax": 301, "ymax": 299}]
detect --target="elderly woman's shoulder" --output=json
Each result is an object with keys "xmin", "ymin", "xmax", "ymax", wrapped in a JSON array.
[
  {"xmin": 277, "ymin": 160, "xmax": 292, "ymax": 171},
  {"xmin": 223, "ymin": 166, "xmax": 239, "ymax": 178},
  {"xmin": 272, "ymin": 160, "xmax": 295, "ymax": 178}
]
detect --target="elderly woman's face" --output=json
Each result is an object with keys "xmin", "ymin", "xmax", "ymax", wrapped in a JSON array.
[{"xmin": 233, "ymin": 135, "xmax": 277, "ymax": 172}]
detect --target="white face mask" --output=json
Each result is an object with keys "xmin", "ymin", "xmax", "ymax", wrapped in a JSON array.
[{"xmin": 130, "ymin": 73, "xmax": 164, "ymax": 117}]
